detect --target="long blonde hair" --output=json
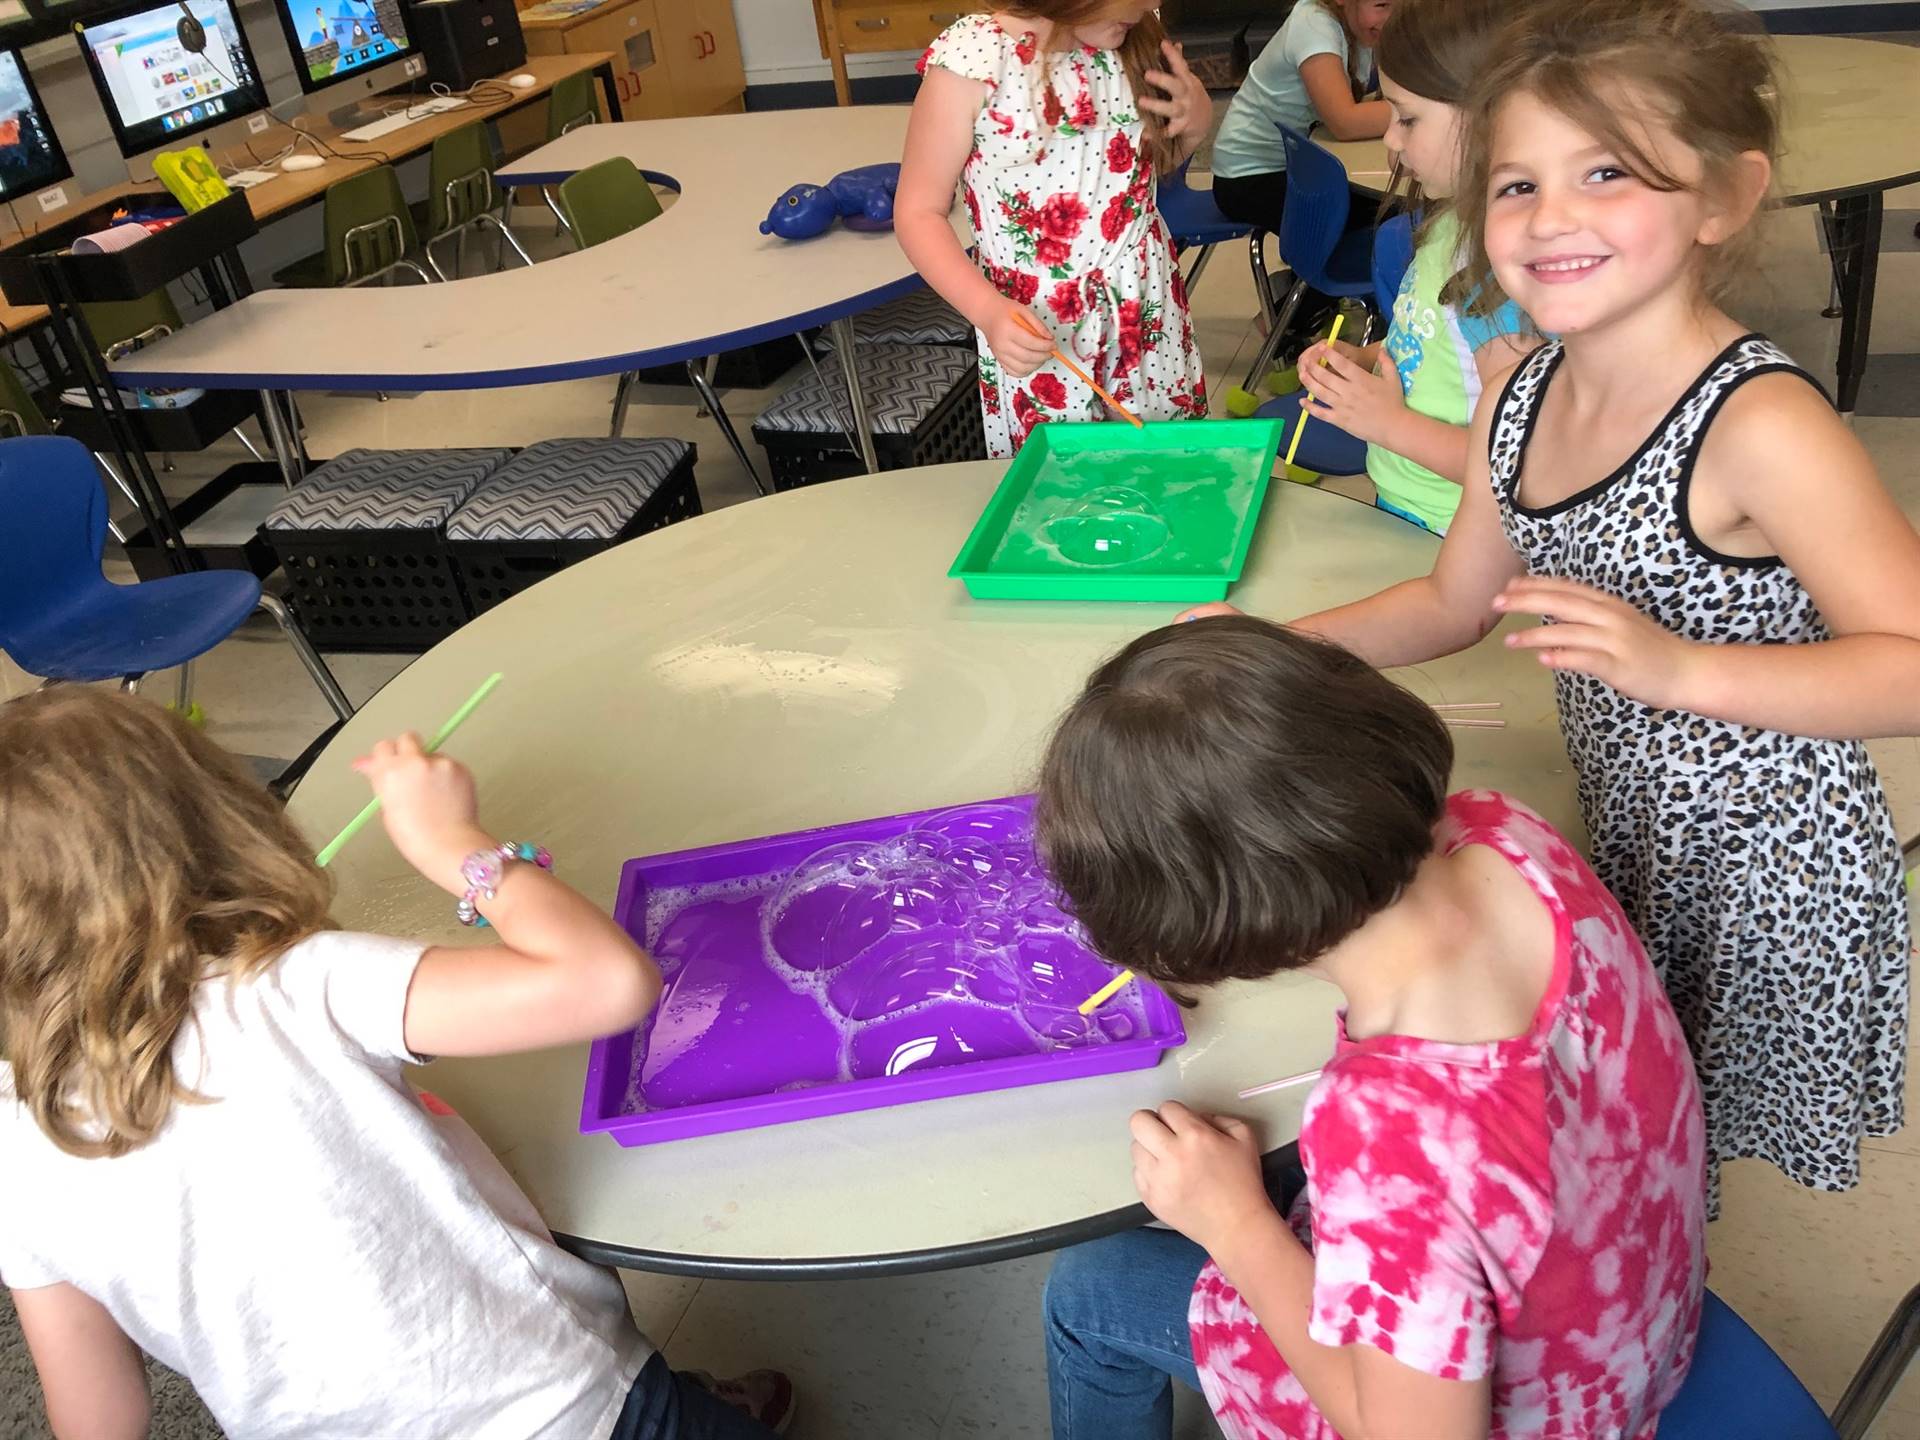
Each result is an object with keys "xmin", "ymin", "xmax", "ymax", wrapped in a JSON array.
[
  {"xmin": 1004, "ymin": 2, "xmax": 1178, "ymax": 175},
  {"xmin": 1444, "ymin": 0, "xmax": 1779, "ymax": 315},
  {"xmin": 0, "ymin": 689, "xmax": 333, "ymax": 1158}
]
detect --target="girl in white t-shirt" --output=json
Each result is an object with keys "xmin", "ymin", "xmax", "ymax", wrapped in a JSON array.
[
  {"xmin": 1210, "ymin": 0, "xmax": 1394, "ymax": 234},
  {"xmin": 0, "ymin": 689, "xmax": 792, "ymax": 1440}
]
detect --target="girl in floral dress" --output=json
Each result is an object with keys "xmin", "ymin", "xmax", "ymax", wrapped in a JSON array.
[{"xmin": 898, "ymin": 3, "xmax": 1213, "ymax": 456}]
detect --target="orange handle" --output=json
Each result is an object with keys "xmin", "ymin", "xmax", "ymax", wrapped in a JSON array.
[{"xmin": 1012, "ymin": 309, "xmax": 1143, "ymax": 429}]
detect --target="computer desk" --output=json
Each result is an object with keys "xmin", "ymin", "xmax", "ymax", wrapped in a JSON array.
[{"xmin": 0, "ymin": 51, "xmax": 622, "ymax": 358}]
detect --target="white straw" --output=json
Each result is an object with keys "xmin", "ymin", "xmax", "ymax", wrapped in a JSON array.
[{"xmin": 1238, "ymin": 1068, "xmax": 1324, "ymax": 1099}]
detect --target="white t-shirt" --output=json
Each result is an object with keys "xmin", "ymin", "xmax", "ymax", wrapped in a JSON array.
[
  {"xmin": 0, "ymin": 931, "xmax": 647, "ymax": 1440},
  {"xmin": 1211, "ymin": 2, "xmax": 1371, "ymax": 179}
]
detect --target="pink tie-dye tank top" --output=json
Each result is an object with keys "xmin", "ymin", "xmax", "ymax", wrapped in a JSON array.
[{"xmin": 1190, "ymin": 790, "xmax": 1707, "ymax": 1439}]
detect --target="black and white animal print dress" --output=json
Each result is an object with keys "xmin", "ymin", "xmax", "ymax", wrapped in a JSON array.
[{"xmin": 1490, "ymin": 333, "xmax": 1909, "ymax": 1212}]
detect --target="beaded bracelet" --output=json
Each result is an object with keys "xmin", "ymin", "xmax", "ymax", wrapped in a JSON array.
[{"xmin": 456, "ymin": 841, "xmax": 553, "ymax": 928}]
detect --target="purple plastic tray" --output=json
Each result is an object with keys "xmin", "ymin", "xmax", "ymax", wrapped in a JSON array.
[{"xmin": 580, "ymin": 796, "xmax": 1185, "ymax": 1146}]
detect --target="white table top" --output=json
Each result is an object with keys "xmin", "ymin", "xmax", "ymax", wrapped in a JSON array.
[
  {"xmin": 1325, "ymin": 35, "xmax": 1920, "ymax": 207},
  {"xmin": 114, "ymin": 106, "xmax": 952, "ymax": 391},
  {"xmin": 284, "ymin": 462, "xmax": 1579, "ymax": 1276}
]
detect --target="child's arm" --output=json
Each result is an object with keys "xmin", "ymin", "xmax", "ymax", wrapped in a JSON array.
[
  {"xmin": 1130, "ymin": 1106, "xmax": 1492, "ymax": 1439},
  {"xmin": 352, "ymin": 735, "xmax": 663, "ymax": 1058},
  {"xmin": 13, "ymin": 1283, "xmax": 150, "ymax": 1440},
  {"xmin": 1299, "ymin": 54, "xmax": 1390, "ymax": 141},
  {"xmin": 1495, "ymin": 375, "xmax": 1920, "ymax": 738},
  {"xmin": 896, "ymin": 66, "xmax": 1052, "ymax": 377},
  {"xmin": 1289, "ymin": 367, "xmax": 1528, "ymax": 665}
]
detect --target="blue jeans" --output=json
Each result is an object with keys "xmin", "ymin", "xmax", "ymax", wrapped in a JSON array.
[
  {"xmin": 609, "ymin": 1353, "xmax": 780, "ymax": 1440},
  {"xmin": 1044, "ymin": 1227, "xmax": 1211, "ymax": 1440}
]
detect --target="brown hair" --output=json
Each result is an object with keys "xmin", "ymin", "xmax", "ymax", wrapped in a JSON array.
[
  {"xmin": 1005, "ymin": 2, "xmax": 1178, "ymax": 175},
  {"xmin": 0, "ymin": 689, "xmax": 333, "ymax": 1158},
  {"xmin": 1375, "ymin": 0, "xmax": 1519, "ymax": 222},
  {"xmin": 1444, "ymin": 0, "xmax": 1780, "ymax": 315},
  {"xmin": 1314, "ymin": 0, "xmax": 1371, "ymax": 87},
  {"xmin": 1035, "ymin": 618, "xmax": 1452, "ymax": 989}
]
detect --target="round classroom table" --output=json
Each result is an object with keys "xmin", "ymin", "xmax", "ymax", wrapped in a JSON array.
[
  {"xmin": 285, "ymin": 463, "xmax": 1579, "ymax": 1279},
  {"xmin": 110, "ymin": 105, "xmax": 945, "ymax": 395},
  {"xmin": 1322, "ymin": 34, "xmax": 1920, "ymax": 416}
]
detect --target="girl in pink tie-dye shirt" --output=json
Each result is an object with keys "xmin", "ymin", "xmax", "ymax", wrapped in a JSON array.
[{"xmin": 1035, "ymin": 617, "xmax": 1705, "ymax": 1440}]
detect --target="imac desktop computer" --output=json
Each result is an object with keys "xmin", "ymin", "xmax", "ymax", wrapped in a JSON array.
[
  {"xmin": 269, "ymin": 0, "xmax": 432, "ymax": 133},
  {"xmin": 0, "ymin": 46, "xmax": 75, "ymax": 231},
  {"xmin": 73, "ymin": 0, "xmax": 271, "ymax": 183}
]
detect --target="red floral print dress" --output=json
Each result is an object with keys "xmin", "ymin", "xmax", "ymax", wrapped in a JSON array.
[
  {"xmin": 1190, "ymin": 791, "xmax": 1708, "ymax": 1439},
  {"xmin": 919, "ymin": 14, "xmax": 1208, "ymax": 457}
]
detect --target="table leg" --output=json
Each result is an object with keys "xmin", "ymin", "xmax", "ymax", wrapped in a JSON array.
[
  {"xmin": 683, "ymin": 359, "xmax": 769, "ymax": 497},
  {"xmin": 1829, "ymin": 191, "xmax": 1882, "ymax": 419},
  {"xmin": 595, "ymin": 61, "xmax": 625, "ymax": 123},
  {"xmin": 828, "ymin": 43, "xmax": 852, "ymax": 107},
  {"xmin": 829, "ymin": 316, "xmax": 881, "ymax": 476},
  {"xmin": 258, "ymin": 390, "xmax": 307, "ymax": 487}
]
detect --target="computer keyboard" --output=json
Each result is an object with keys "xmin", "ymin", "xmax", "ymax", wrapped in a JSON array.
[{"xmin": 339, "ymin": 96, "xmax": 470, "ymax": 143}]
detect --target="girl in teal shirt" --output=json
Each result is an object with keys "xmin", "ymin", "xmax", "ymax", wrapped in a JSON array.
[{"xmin": 1294, "ymin": 0, "xmax": 1534, "ymax": 534}]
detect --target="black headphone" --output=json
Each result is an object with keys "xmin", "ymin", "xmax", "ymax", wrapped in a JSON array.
[{"xmin": 176, "ymin": 2, "xmax": 205, "ymax": 52}]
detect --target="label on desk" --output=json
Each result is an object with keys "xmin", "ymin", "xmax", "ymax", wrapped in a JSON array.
[{"xmin": 37, "ymin": 186, "xmax": 66, "ymax": 213}]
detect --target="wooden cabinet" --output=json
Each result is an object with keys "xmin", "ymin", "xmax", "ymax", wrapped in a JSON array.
[
  {"xmin": 504, "ymin": 0, "xmax": 744, "ymax": 160},
  {"xmin": 812, "ymin": 0, "xmax": 978, "ymax": 105},
  {"xmin": 659, "ymin": 0, "xmax": 746, "ymax": 117}
]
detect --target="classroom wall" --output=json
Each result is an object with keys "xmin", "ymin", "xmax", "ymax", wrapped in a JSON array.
[{"xmin": 723, "ymin": 0, "xmax": 1918, "ymax": 94}]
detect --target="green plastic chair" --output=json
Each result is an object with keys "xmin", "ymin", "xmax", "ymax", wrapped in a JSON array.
[
  {"xmin": 0, "ymin": 355, "xmax": 50, "ymax": 439},
  {"xmin": 414, "ymin": 121, "xmax": 531, "ymax": 280},
  {"xmin": 548, "ymin": 70, "xmax": 599, "ymax": 140},
  {"xmin": 274, "ymin": 165, "xmax": 436, "ymax": 289},
  {"xmin": 527, "ymin": 70, "xmax": 602, "ymax": 237},
  {"xmin": 555, "ymin": 155, "xmax": 759, "ymax": 488},
  {"xmin": 82, "ymin": 288, "xmax": 185, "ymax": 355},
  {"xmin": 556, "ymin": 156, "xmax": 663, "ymax": 249},
  {"xmin": 555, "ymin": 157, "xmax": 663, "ymax": 437}
]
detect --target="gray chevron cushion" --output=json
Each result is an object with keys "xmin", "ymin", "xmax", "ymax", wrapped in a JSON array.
[
  {"xmin": 755, "ymin": 345, "xmax": 973, "ymax": 437},
  {"xmin": 820, "ymin": 291, "xmax": 973, "ymax": 348},
  {"xmin": 446, "ymin": 438, "xmax": 694, "ymax": 543},
  {"xmin": 264, "ymin": 448, "xmax": 511, "ymax": 532}
]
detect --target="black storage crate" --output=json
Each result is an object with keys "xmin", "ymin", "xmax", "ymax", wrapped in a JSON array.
[
  {"xmin": 752, "ymin": 343, "xmax": 984, "ymax": 492},
  {"xmin": 0, "ymin": 192, "xmax": 256, "ymax": 306},
  {"xmin": 447, "ymin": 439, "xmax": 703, "ymax": 615},
  {"xmin": 262, "ymin": 448, "xmax": 511, "ymax": 651}
]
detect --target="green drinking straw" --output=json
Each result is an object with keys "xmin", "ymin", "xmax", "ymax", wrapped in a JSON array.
[{"xmin": 314, "ymin": 672, "xmax": 504, "ymax": 867}]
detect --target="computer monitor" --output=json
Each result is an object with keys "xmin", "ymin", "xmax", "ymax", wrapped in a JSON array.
[
  {"xmin": 0, "ymin": 47, "xmax": 74, "ymax": 226},
  {"xmin": 271, "ymin": 0, "xmax": 419, "ymax": 125},
  {"xmin": 74, "ymin": 0, "xmax": 271, "ymax": 182}
]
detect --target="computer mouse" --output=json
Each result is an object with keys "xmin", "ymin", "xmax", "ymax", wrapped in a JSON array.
[
  {"xmin": 508, "ymin": 74, "xmax": 537, "ymax": 90},
  {"xmin": 281, "ymin": 154, "xmax": 325, "ymax": 172}
]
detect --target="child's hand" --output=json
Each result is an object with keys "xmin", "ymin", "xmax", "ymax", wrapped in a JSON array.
[
  {"xmin": 352, "ymin": 733, "xmax": 491, "ymax": 891},
  {"xmin": 1129, "ymin": 1102, "xmax": 1272, "ymax": 1253},
  {"xmin": 1494, "ymin": 577, "xmax": 1703, "ymax": 710},
  {"xmin": 1296, "ymin": 340, "xmax": 1406, "ymax": 448},
  {"xmin": 1177, "ymin": 601, "xmax": 1244, "ymax": 623},
  {"xmin": 983, "ymin": 300, "xmax": 1057, "ymax": 378},
  {"xmin": 1140, "ymin": 41, "xmax": 1211, "ymax": 142}
]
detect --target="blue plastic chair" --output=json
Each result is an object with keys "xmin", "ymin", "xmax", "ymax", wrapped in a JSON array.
[
  {"xmin": 1159, "ymin": 157, "xmax": 1252, "ymax": 297},
  {"xmin": 1228, "ymin": 126, "xmax": 1380, "ymax": 410},
  {"xmin": 1655, "ymin": 1291, "xmax": 1838, "ymax": 1439},
  {"xmin": 0, "ymin": 435, "xmax": 352, "ymax": 719},
  {"xmin": 1255, "ymin": 211, "xmax": 1416, "ymax": 477}
]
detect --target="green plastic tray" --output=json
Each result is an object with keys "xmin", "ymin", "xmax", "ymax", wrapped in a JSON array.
[{"xmin": 948, "ymin": 418, "xmax": 1286, "ymax": 602}]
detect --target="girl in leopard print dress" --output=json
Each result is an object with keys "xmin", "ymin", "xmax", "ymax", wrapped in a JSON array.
[{"xmin": 1231, "ymin": 0, "xmax": 1915, "ymax": 1213}]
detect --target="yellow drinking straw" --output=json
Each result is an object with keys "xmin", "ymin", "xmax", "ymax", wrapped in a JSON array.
[
  {"xmin": 314, "ymin": 672, "xmax": 504, "ymax": 867},
  {"xmin": 1078, "ymin": 967, "xmax": 1135, "ymax": 1016},
  {"xmin": 1281, "ymin": 312, "xmax": 1348, "ymax": 472}
]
